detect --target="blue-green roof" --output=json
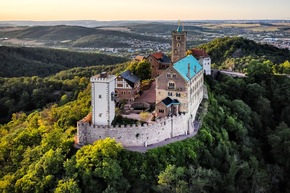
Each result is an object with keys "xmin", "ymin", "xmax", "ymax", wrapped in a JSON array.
[
  {"xmin": 173, "ymin": 55, "xmax": 203, "ymax": 81},
  {"xmin": 177, "ymin": 25, "xmax": 182, "ymax": 32}
]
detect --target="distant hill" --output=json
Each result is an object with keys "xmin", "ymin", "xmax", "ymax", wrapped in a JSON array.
[
  {"xmin": 198, "ymin": 37, "xmax": 290, "ymax": 65},
  {"xmin": 0, "ymin": 25, "xmax": 168, "ymax": 48},
  {"xmin": 128, "ymin": 22, "xmax": 215, "ymax": 35},
  {"xmin": 0, "ymin": 46, "xmax": 128, "ymax": 77}
]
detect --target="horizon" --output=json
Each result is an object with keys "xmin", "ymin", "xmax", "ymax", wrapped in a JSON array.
[{"xmin": 1, "ymin": 0, "xmax": 290, "ymax": 21}]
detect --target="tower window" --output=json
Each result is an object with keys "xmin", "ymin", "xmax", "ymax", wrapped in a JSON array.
[
  {"xmin": 99, "ymin": 95, "xmax": 102, "ymax": 98},
  {"xmin": 177, "ymin": 43, "xmax": 180, "ymax": 47},
  {"xmin": 168, "ymin": 82, "xmax": 175, "ymax": 89},
  {"xmin": 176, "ymin": 36, "xmax": 181, "ymax": 40}
]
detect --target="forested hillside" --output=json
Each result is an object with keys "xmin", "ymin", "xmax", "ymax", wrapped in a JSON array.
[
  {"xmin": 198, "ymin": 37, "xmax": 290, "ymax": 72},
  {"xmin": 0, "ymin": 63, "xmax": 128, "ymax": 124},
  {"xmin": 0, "ymin": 46, "xmax": 128, "ymax": 77},
  {"xmin": 0, "ymin": 39, "xmax": 290, "ymax": 192},
  {"xmin": 0, "ymin": 61, "xmax": 290, "ymax": 192},
  {"xmin": 0, "ymin": 25, "xmax": 168, "ymax": 48}
]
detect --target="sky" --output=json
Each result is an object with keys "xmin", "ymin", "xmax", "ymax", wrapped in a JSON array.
[{"xmin": 0, "ymin": 0, "xmax": 289, "ymax": 21}]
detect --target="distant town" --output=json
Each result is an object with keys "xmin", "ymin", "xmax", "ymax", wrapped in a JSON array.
[{"xmin": 0, "ymin": 20, "xmax": 290, "ymax": 58}]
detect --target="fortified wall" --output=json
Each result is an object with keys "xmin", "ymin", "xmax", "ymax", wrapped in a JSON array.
[{"xmin": 77, "ymin": 113, "xmax": 195, "ymax": 147}]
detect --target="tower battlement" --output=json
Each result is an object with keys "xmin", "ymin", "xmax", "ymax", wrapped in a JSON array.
[{"xmin": 90, "ymin": 75, "xmax": 116, "ymax": 82}]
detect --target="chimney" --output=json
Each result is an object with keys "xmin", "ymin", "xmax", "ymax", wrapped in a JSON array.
[
  {"xmin": 100, "ymin": 72, "xmax": 107, "ymax": 78},
  {"xmin": 187, "ymin": 63, "xmax": 190, "ymax": 79}
]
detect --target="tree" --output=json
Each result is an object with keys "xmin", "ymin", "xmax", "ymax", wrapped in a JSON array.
[
  {"xmin": 126, "ymin": 60, "xmax": 151, "ymax": 80},
  {"xmin": 268, "ymin": 122, "xmax": 290, "ymax": 170},
  {"xmin": 75, "ymin": 138, "xmax": 129, "ymax": 193},
  {"xmin": 54, "ymin": 179, "xmax": 81, "ymax": 193},
  {"xmin": 246, "ymin": 60, "xmax": 273, "ymax": 77},
  {"xmin": 157, "ymin": 164, "xmax": 188, "ymax": 193}
]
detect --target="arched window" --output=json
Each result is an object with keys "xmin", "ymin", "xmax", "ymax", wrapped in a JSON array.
[{"xmin": 168, "ymin": 81, "xmax": 175, "ymax": 90}]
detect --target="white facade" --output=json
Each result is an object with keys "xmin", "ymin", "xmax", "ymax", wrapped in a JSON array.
[
  {"xmin": 199, "ymin": 57, "xmax": 211, "ymax": 75},
  {"xmin": 91, "ymin": 74, "xmax": 116, "ymax": 126},
  {"xmin": 188, "ymin": 70, "xmax": 204, "ymax": 117}
]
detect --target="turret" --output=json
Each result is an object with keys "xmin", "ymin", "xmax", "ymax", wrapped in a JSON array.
[{"xmin": 171, "ymin": 20, "xmax": 187, "ymax": 63}]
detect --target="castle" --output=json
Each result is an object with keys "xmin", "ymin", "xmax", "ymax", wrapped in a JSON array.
[{"xmin": 76, "ymin": 22, "xmax": 210, "ymax": 148}]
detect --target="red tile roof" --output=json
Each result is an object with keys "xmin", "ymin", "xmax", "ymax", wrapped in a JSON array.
[
  {"xmin": 190, "ymin": 48, "xmax": 209, "ymax": 58},
  {"xmin": 151, "ymin": 52, "xmax": 163, "ymax": 59}
]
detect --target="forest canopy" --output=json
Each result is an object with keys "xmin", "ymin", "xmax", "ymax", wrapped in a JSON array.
[{"xmin": 1, "ymin": 38, "xmax": 290, "ymax": 192}]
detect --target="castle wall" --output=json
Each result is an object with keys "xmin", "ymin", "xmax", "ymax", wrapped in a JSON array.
[{"xmin": 77, "ymin": 113, "xmax": 195, "ymax": 147}]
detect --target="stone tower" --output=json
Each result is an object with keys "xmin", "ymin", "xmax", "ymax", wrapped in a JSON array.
[
  {"xmin": 91, "ymin": 72, "xmax": 116, "ymax": 126},
  {"xmin": 171, "ymin": 21, "xmax": 187, "ymax": 63}
]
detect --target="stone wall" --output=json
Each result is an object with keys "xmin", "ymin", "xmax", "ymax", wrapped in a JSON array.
[{"xmin": 77, "ymin": 113, "xmax": 195, "ymax": 147}]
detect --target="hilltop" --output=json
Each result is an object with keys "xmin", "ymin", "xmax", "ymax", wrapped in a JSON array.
[{"xmin": 198, "ymin": 37, "xmax": 290, "ymax": 69}]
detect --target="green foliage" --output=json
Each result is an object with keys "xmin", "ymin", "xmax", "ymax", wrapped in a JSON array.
[
  {"xmin": 0, "ymin": 46, "xmax": 128, "ymax": 77},
  {"xmin": 0, "ymin": 64, "xmax": 125, "ymax": 124},
  {"xmin": 198, "ymin": 37, "xmax": 290, "ymax": 72},
  {"xmin": 126, "ymin": 60, "xmax": 151, "ymax": 80},
  {"xmin": 246, "ymin": 60, "xmax": 273, "ymax": 77},
  {"xmin": 1, "ymin": 37, "xmax": 290, "ymax": 193},
  {"xmin": 74, "ymin": 138, "xmax": 130, "ymax": 193}
]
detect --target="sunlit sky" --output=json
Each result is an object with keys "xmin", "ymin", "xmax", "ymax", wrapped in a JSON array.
[{"xmin": 1, "ymin": 0, "xmax": 289, "ymax": 21}]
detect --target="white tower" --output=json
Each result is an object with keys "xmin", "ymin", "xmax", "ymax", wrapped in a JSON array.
[
  {"xmin": 91, "ymin": 72, "xmax": 116, "ymax": 126},
  {"xmin": 199, "ymin": 57, "xmax": 211, "ymax": 75}
]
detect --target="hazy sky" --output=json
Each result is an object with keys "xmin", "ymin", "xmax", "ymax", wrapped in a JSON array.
[{"xmin": 1, "ymin": 0, "xmax": 289, "ymax": 21}]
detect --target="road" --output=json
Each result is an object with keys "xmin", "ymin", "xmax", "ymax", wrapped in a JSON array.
[{"xmin": 220, "ymin": 70, "xmax": 246, "ymax": 78}]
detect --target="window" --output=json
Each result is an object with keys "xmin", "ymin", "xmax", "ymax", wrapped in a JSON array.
[
  {"xmin": 172, "ymin": 73, "xmax": 177, "ymax": 78},
  {"xmin": 176, "ymin": 36, "xmax": 181, "ymax": 40},
  {"xmin": 174, "ymin": 49, "xmax": 178, "ymax": 54},
  {"xmin": 117, "ymin": 83, "xmax": 123, "ymax": 87},
  {"xmin": 168, "ymin": 82, "xmax": 175, "ymax": 89},
  {"xmin": 159, "ymin": 109, "xmax": 164, "ymax": 113},
  {"xmin": 176, "ymin": 93, "xmax": 181, "ymax": 97},
  {"xmin": 99, "ymin": 95, "xmax": 102, "ymax": 98},
  {"xmin": 168, "ymin": 92, "xmax": 173, "ymax": 96},
  {"xmin": 111, "ymin": 92, "xmax": 115, "ymax": 101},
  {"xmin": 177, "ymin": 43, "xmax": 180, "ymax": 47},
  {"xmin": 99, "ymin": 113, "xmax": 102, "ymax": 117},
  {"xmin": 166, "ymin": 73, "xmax": 171, "ymax": 78}
]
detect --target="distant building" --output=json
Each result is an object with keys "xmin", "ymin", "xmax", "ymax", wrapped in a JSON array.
[
  {"xmin": 190, "ymin": 48, "xmax": 211, "ymax": 75},
  {"xmin": 115, "ymin": 70, "xmax": 141, "ymax": 103},
  {"xmin": 90, "ymin": 72, "xmax": 116, "ymax": 126},
  {"xmin": 135, "ymin": 55, "xmax": 145, "ymax": 62},
  {"xmin": 147, "ymin": 52, "xmax": 172, "ymax": 78},
  {"xmin": 156, "ymin": 55, "xmax": 204, "ymax": 118}
]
